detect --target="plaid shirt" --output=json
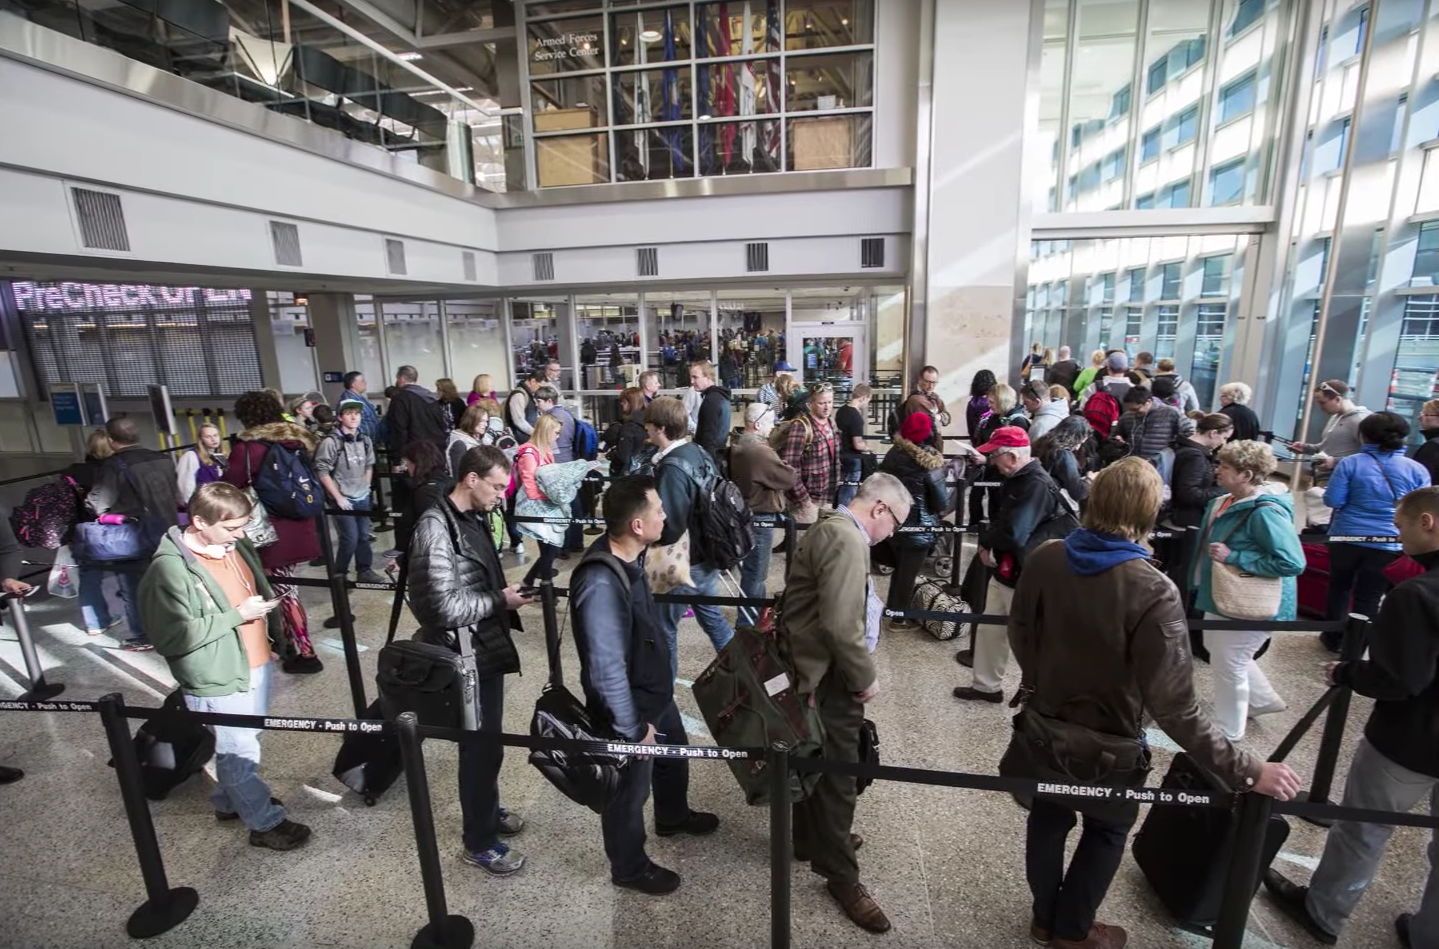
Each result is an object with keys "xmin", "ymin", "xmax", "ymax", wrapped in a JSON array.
[{"xmin": 780, "ymin": 413, "xmax": 839, "ymax": 506}]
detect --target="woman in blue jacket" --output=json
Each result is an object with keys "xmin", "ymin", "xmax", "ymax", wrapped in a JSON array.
[
  {"xmin": 1323, "ymin": 412, "xmax": 1431, "ymax": 651},
  {"xmin": 1194, "ymin": 440, "xmax": 1306, "ymax": 740}
]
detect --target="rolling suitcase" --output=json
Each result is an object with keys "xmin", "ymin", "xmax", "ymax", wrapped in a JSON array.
[
  {"xmin": 330, "ymin": 698, "xmax": 402, "ymax": 806},
  {"xmin": 1297, "ymin": 541, "xmax": 1330, "ymax": 619}
]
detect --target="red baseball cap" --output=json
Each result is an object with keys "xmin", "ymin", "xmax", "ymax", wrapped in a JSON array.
[{"xmin": 975, "ymin": 425, "xmax": 1030, "ymax": 453}]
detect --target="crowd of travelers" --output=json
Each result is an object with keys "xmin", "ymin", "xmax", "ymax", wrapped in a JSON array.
[{"xmin": 0, "ymin": 348, "xmax": 1432, "ymax": 949}]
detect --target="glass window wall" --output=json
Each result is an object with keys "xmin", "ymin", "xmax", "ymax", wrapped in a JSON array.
[{"xmin": 523, "ymin": 0, "xmax": 876, "ymax": 186}]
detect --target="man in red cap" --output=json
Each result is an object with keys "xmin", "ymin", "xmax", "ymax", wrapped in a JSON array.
[{"xmin": 954, "ymin": 426, "xmax": 1078, "ymax": 703}]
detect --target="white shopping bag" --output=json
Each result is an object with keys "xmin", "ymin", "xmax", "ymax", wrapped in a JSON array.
[{"xmin": 48, "ymin": 545, "xmax": 78, "ymax": 598}]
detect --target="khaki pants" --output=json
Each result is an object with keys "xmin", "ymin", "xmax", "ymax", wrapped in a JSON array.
[{"xmin": 973, "ymin": 577, "xmax": 1015, "ymax": 694}]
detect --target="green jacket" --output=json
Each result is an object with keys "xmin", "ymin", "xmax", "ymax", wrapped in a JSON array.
[
  {"xmin": 780, "ymin": 509, "xmax": 876, "ymax": 695},
  {"xmin": 139, "ymin": 528, "xmax": 280, "ymax": 697},
  {"xmin": 1192, "ymin": 488, "xmax": 1305, "ymax": 621}
]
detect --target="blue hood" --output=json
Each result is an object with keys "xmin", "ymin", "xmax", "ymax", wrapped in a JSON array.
[{"xmin": 1064, "ymin": 528, "xmax": 1151, "ymax": 576}]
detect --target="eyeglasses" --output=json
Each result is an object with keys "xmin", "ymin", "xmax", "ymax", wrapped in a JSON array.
[{"xmin": 880, "ymin": 503, "xmax": 902, "ymax": 534}]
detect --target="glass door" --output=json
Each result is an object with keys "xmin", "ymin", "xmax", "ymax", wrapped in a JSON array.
[{"xmin": 788, "ymin": 322, "xmax": 868, "ymax": 390}]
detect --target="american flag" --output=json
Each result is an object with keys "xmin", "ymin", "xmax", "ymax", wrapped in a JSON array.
[{"xmin": 761, "ymin": 0, "xmax": 782, "ymax": 164}]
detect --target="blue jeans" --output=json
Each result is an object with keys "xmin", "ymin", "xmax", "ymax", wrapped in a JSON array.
[
  {"xmin": 183, "ymin": 663, "xmax": 286, "ymax": 833},
  {"xmin": 458, "ymin": 674, "xmax": 507, "ymax": 853},
  {"xmin": 112, "ymin": 563, "xmax": 146, "ymax": 641},
  {"xmin": 78, "ymin": 564, "xmax": 115, "ymax": 631},
  {"xmin": 836, "ymin": 456, "xmax": 863, "ymax": 507},
  {"xmin": 332, "ymin": 496, "xmax": 373, "ymax": 575},
  {"xmin": 738, "ymin": 526, "xmax": 774, "ymax": 628},
  {"xmin": 660, "ymin": 561, "xmax": 735, "ymax": 680}
]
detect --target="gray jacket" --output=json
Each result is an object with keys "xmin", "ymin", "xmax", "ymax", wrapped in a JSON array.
[
  {"xmin": 1029, "ymin": 400, "xmax": 1070, "ymax": 441},
  {"xmin": 1317, "ymin": 406, "xmax": 1371, "ymax": 461},
  {"xmin": 89, "ymin": 447, "xmax": 180, "ymax": 525},
  {"xmin": 313, "ymin": 430, "xmax": 375, "ymax": 499}
]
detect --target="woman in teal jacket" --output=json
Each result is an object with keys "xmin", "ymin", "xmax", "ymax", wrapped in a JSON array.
[{"xmin": 1193, "ymin": 440, "xmax": 1306, "ymax": 740}]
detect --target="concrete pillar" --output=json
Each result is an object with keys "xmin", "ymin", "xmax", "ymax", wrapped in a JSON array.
[
  {"xmin": 307, "ymin": 292, "xmax": 364, "ymax": 405},
  {"xmin": 920, "ymin": 0, "xmax": 1043, "ymax": 431},
  {"xmin": 248, "ymin": 291, "xmax": 285, "ymax": 392}
]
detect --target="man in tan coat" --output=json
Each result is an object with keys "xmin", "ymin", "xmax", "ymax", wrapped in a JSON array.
[{"xmin": 781, "ymin": 473, "xmax": 911, "ymax": 933}]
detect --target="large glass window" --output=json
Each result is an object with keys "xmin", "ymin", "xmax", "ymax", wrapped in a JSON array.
[
  {"xmin": 1161, "ymin": 262, "xmax": 1183, "ymax": 299},
  {"xmin": 1218, "ymin": 72, "xmax": 1258, "ymax": 123},
  {"xmin": 525, "ymin": 0, "xmax": 875, "ymax": 185},
  {"xmin": 1414, "ymin": 222, "xmax": 1439, "ymax": 283},
  {"xmin": 1155, "ymin": 305, "xmax": 1180, "ymax": 359},
  {"xmin": 1192, "ymin": 302, "xmax": 1228, "ymax": 407},
  {"xmin": 1209, "ymin": 158, "xmax": 1246, "ymax": 205}
]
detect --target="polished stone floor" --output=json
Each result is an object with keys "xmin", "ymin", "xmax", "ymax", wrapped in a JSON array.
[{"xmin": 0, "ymin": 529, "xmax": 1429, "ymax": 949}]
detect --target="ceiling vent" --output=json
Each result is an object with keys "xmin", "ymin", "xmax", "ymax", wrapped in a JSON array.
[
  {"xmin": 461, "ymin": 250, "xmax": 477, "ymax": 282},
  {"xmin": 533, "ymin": 252, "xmax": 555, "ymax": 282},
  {"xmin": 270, "ymin": 222, "xmax": 303, "ymax": 266},
  {"xmin": 860, "ymin": 237, "xmax": 885, "ymax": 269},
  {"xmin": 745, "ymin": 242, "xmax": 769, "ymax": 273},
  {"xmin": 637, "ymin": 247, "xmax": 659, "ymax": 277},
  {"xmin": 385, "ymin": 238, "xmax": 407, "ymax": 275},
  {"xmin": 71, "ymin": 188, "xmax": 130, "ymax": 251}
]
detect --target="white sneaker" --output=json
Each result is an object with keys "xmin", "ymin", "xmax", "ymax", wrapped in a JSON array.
[{"xmin": 1249, "ymin": 700, "xmax": 1288, "ymax": 718}]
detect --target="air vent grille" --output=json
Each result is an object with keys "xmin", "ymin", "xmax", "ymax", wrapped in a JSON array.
[
  {"xmin": 462, "ymin": 250, "xmax": 477, "ymax": 282},
  {"xmin": 270, "ymin": 222, "xmax": 303, "ymax": 266},
  {"xmin": 860, "ymin": 237, "xmax": 885, "ymax": 269},
  {"xmin": 71, "ymin": 188, "xmax": 130, "ymax": 251},
  {"xmin": 533, "ymin": 252, "xmax": 555, "ymax": 282},
  {"xmin": 385, "ymin": 238, "xmax": 407, "ymax": 275},
  {"xmin": 745, "ymin": 242, "xmax": 769, "ymax": 273},
  {"xmin": 637, "ymin": 247, "xmax": 659, "ymax": 277}
]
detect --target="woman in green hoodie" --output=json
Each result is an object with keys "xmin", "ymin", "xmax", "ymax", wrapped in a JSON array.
[{"xmin": 139, "ymin": 482, "xmax": 312, "ymax": 851}]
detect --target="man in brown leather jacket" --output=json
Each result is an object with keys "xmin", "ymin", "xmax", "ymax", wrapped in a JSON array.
[{"xmin": 1007, "ymin": 458, "xmax": 1300, "ymax": 949}]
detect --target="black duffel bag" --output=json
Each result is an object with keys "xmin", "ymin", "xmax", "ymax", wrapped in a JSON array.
[{"xmin": 528, "ymin": 683, "xmax": 629, "ymax": 815}]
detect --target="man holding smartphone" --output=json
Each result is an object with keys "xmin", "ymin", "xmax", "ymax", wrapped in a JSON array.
[
  {"xmin": 139, "ymin": 482, "xmax": 311, "ymax": 851},
  {"xmin": 408, "ymin": 446, "xmax": 533, "ymax": 876}
]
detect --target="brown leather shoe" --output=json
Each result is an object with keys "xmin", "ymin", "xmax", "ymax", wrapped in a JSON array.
[
  {"xmin": 1051, "ymin": 921, "xmax": 1127, "ymax": 949},
  {"xmin": 826, "ymin": 881, "xmax": 892, "ymax": 934},
  {"xmin": 1031, "ymin": 920, "xmax": 1052, "ymax": 945}
]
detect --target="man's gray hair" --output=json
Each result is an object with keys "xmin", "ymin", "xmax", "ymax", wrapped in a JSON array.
[
  {"xmin": 1058, "ymin": 346, "xmax": 1071, "ymax": 359},
  {"xmin": 854, "ymin": 472, "xmax": 912, "ymax": 519},
  {"xmin": 997, "ymin": 446, "xmax": 1032, "ymax": 465},
  {"xmin": 534, "ymin": 385, "xmax": 561, "ymax": 404}
]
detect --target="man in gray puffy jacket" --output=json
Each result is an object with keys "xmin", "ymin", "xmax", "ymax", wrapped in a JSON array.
[
  {"xmin": 1113, "ymin": 386, "xmax": 1181, "ymax": 462},
  {"xmin": 408, "ymin": 445, "xmax": 533, "ymax": 876}
]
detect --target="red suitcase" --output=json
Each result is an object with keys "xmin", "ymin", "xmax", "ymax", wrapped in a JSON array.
[{"xmin": 1297, "ymin": 541, "xmax": 1329, "ymax": 619}]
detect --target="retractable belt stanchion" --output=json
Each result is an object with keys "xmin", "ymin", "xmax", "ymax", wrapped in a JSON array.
[
  {"xmin": 387, "ymin": 555, "xmax": 410, "ymax": 646},
  {"xmin": 1210, "ymin": 790, "xmax": 1276, "ymax": 949},
  {"xmin": 1296, "ymin": 612, "xmax": 1369, "ymax": 827},
  {"xmin": 5, "ymin": 593, "xmax": 63, "ymax": 701},
  {"xmin": 98, "ymin": 692, "xmax": 199, "ymax": 938},
  {"xmin": 769, "ymin": 741, "xmax": 792, "ymax": 949},
  {"xmin": 316, "ymin": 513, "xmax": 369, "ymax": 718},
  {"xmin": 540, "ymin": 580, "xmax": 563, "ymax": 686},
  {"xmin": 396, "ymin": 711, "xmax": 474, "ymax": 949},
  {"xmin": 782, "ymin": 516, "xmax": 797, "ymax": 582}
]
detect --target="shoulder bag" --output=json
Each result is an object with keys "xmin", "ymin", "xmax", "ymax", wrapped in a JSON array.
[{"xmin": 1206, "ymin": 500, "xmax": 1283, "ymax": 621}]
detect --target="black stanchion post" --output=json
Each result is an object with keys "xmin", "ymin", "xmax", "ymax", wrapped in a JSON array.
[
  {"xmin": 540, "ymin": 580, "xmax": 563, "ymax": 688},
  {"xmin": 1297, "ymin": 612, "xmax": 1368, "ymax": 827},
  {"xmin": 387, "ymin": 556, "xmax": 410, "ymax": 645},
  {"xmin": 317, "ymin": 514, "xmax": 369, "ymax": 718},
  {"xmin": 782, "ymin": 515, "xmax": 797, "ymax": 582},
  {"xmin": 397, "ymin": 712, "xmax": 474, "ymax": 949},
  {"xmin": 372, "ymin": 464, "xmax": 391, "ymax": 533},
  {"xmin": 1210, "ymin": 790, "xmax": 1275, "ymax": 949},
  {"xmin": 8, "ymin": 595, "xmax": 63, "ymax": 701},
  {"xmin": 98, "ymin": 692, "xmax": 199, "ymax": 938},
  {"xmin": 769, "ymin": 742, "xmax": 792, "ymax": 949}
]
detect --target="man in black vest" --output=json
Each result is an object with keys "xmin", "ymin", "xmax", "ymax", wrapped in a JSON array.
[
  {"xmin": 506, "ymin": 369, "xmax": 545, "ymax": 444},
  {"xmin": 571, "ymin": 475, "xmax": 720, "ymax": 894},
  {"xmin": 408, "ymin": 446, "xmax": 533, "ymax": 875}
]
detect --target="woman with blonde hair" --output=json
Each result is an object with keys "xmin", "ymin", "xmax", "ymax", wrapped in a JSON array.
[
  {"xmin": 176, "ymin": 423, "xmax": 227, "ymax": 503},
  {"xmin": 1072, "ymin": 349, "xmax": 1108, "ymax": 397},
  {"xmin": 1193, "ymin": 440, "xmax": 1305, "ymax": 738},
  {"xmin": 1218, "ymin": 381, "xmax": 1260, "ymax": 441},
  {"xmin": 467, "ymin": 373, "xmax": 497, "ymax": 407},
  {"xmin": 515, "ymin": 413, "xmax": 565, "ymax": 587},
  {"xmin": 775, "ymin": 372, "xmax": 802, "ymax": 420},
  {"xmin": 1411, "ymin": 397, "xmax": 1439, "ymax": 484},
  {"xmin": 65, "ymin": 429, "xmax": 122, "ymax": 636}
]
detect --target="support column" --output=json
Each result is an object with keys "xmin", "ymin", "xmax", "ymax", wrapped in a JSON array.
[
  {"xmin": 307, "ymin": 293, "xmax": 364, "ymax": 406},
  {"xmin": 248, "ymin": 291, "xmax": 285, "ymax": 393},
  {"xmin": 920, "ymin": 0, "xmax": 1044, "ymax": 431}
]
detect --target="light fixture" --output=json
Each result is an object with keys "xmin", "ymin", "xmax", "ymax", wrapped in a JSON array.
[
  {"xmin": 396, "ymin": 51, "xmax": 423, "ymax": 61},
  {"xmin": 294, "ymin": 293, "xmax": 310, "ymax": 306},
  {"xmin": 699, "ymin": 113, "xmax": 712, "ymax": 120},
  {"xmin": 842, "ymin": 16, "xmax": 849, "ymax": 25},
  {"xmin": 640, "ymin": 28, "xmax": 662, "ymax": 42}
]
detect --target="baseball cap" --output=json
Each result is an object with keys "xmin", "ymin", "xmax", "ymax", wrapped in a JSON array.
[
  {"xmin": 1107, "ymin": 352, "xmax": 1129, "ymax": 372},
  {"xmin": 337, "ymin": 399, "xmax": 366, "ymax": 414},
  {"xmin": 975, "ymin": 426, "xmax": 1031, "ymax": 453}
]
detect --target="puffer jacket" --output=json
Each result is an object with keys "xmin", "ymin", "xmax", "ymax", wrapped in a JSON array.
[
  {"xmin": 220, "ymin": 422, "xmax": 320, "ymax": 571},
  {"xmin": 1028, "ymin": 399, "xmax": 1069, "ymax": 441},
  {"xmin": 1170, "ymin": 436, "xmax": 1225, "ymax": 529},
  {"xmin": 1325, "ymin": 445, "xmax": 1432, "ymax": 551},
  {"xmin": 878, "ymin": 436, "xmax": 952, "ymax": 547},
  {"xmin": 1114, "ymin": 404, "xmax": 1182, "ymax": 461},
  {"xmin": 1010, "ymin": 537, "xmax": 1262, "ymax": 793},
  {"xmin": 407, "ymin": 498, "xmax": 521, "ymax": 678},
  {"xmin": 979, "ymin": 460, "xmax": 1076, "ymax": 587},
  {"xmin": 1193, "ymin": 486, "xmax": 1306, "ymax": 620}
]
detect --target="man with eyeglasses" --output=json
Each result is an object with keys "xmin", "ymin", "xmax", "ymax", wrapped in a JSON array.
[
  {"xmin": 779, "ymin": 472, "xmax": 911, "ymax": 934},
  {"xmin": 778, "ymin": 383, "xmax": 841, "ymax": 522},
  {"xmin": 1293, "ymin": 379, "xmax": 1371, "ymax": 528}
]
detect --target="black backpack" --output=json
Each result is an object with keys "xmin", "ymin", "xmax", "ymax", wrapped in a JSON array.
[
  {"xmin": 664, "ymin": 449, "xmax": 754, "ymax": 571},
  {"xmin": 251, "ymin": 442, "xmax": 323, "ymax": 520}
]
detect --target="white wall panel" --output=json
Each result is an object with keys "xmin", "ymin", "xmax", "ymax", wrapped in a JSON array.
[{"xmin": 0, "ymin": 59, "xmax": 498, "ymax": 250}]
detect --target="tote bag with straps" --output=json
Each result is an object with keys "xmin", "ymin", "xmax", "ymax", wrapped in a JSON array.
[{"xmin": 1205, "ymin": 499, "xmax": 1283, "ymax": 621}]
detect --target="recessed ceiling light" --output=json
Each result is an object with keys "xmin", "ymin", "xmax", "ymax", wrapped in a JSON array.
[{"xmin": 640, "ymin": 29, "xmax": 662, "ymax": 42}]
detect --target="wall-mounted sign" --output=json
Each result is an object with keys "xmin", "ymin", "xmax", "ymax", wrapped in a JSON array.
[
  {"xmin": 323, "ymin": 371, "xmax": 345, "ymax": 384},
  {"xmin": 531, "ymin": 32, "xmax": 602, "ymax": 63},
  {"xmin": 50, "ymin": 385, "xmax": 84, "ymax": 427},
  {"xmin": 11, "ymin": 282, "xmax": 252, "ymax": 312},
  {"xmin": 81, "ymin": 384, "xmax": 109, "ymax": 426}
]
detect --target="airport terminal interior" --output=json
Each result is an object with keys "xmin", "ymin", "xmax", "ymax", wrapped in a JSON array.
[{"xmin": 0, "ymin": 0, "xmax": 1435, "ymax": 947}]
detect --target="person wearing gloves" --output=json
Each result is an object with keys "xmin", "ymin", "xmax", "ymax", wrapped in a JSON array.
[{"xmin": 139, "ymin": 482, "xmax": 311, "ymax": 851}]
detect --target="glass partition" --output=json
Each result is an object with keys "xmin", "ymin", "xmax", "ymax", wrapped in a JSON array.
[
  {"xmin": 575, "ymin": 293, "xmax": 641, "ymax": 388},
  {"xmin": 642, "ymin": 290, "xmax": 713, "ymax": 388},
  {"xmin": 717, "ymin": 289, "xmax": 787, "ymax": 389},
  {"xmin": 380, "ymin": 301, "xmax": 446, "ymax": 391},
  {"xmin": 510, "ymin": 298, "xmax": 570, "ymax": 388},
  {"xmin": 446, "ymin": 300, "xmax": 508, "ymax": 397}
]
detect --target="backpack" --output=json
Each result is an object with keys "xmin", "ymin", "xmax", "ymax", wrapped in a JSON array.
[
  {"xmin": 663, "ymin": 450, "xmax": 754, "ymax": 571},
  {"xmin": 574, "ymin": 418, "xmax": 599, "ymax": 462},
  {"xmin": 767, "ymin": 414, "xmax": 814, "ymax": 454},
  {"xmin": 10, "ymin": 476, "xmax": 81, "ymax": 549},
  {"xmin": 1083, "ymin": 390, "xmax": 1122, "ymax": 440},
  {"xmin": 252, "ymin": 442, "xmax": 323, "ymax": 520}
]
